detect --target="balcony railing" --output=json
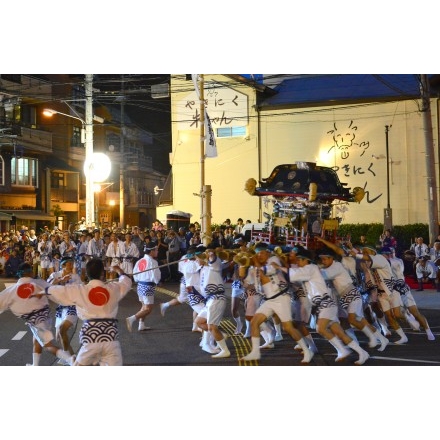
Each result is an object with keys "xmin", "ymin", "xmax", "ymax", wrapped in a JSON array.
[
  {"xmin": 51, "ymin": 187, "xmax": 78, "ymax": 203},
  {"xmin": 17, "ymin": 126, "xmax": 53, "ymax": 153},
  {"xmin": 127, "ymin": 190, "xmax": 156, "ymax": 207}
]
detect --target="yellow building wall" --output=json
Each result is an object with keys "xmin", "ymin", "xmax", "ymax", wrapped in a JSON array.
[
  {"xmin": 159, "ymin": 75, "xmax": 439, "ymax": 228},
  {"xmin": 157, "ymin": 74, "xmax": 260, "ymax": 226},
  {"xmin": 259, "ymin": 99, "xmax": 438, "ymax": 225}
]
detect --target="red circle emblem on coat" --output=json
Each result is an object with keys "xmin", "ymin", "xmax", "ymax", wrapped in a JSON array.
[
  {"xmin": 138, "ymin": 259, "xmax": 148, "ymax": 272},
  {"xmin": 17, "ymin": 283, "xmax": 35, "ymax": 299},
  {"xmin": 88, "ymin": 286, "xmax": 110, "ymax": 306}
]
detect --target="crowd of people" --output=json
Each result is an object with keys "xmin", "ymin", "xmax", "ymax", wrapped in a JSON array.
[
  {"xmin": 0, "ymin": 219, "xmax": 437, "ymax": 366},
  {"xmin": 154, "ymin": 224, "xmax": 437, "ymax": 366}
]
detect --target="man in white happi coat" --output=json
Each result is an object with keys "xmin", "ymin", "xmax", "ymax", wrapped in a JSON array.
[
  {"xmin": 120, "ymin": 232, "xmax": 140, "ymax": 277},
  {"xmin": 194, "ymin": 244, "xmax": 230, "ymax": 358},
  {"xmin": 240, "ymin": 243, "xmax": 315, "ymax": 364},
  {"xmin": 384, "ymin": 246, "xmax": 435, "ymax": 341},
  {"xmin": 317, "ymin": 246, "xmax": 389, "ymax": 352},
  {"xmin": 349, "ymin": 245, "xmax": 408, "ymax": 345},
  {"xmin": 44, "ymin": 258, "xmax": 132, "ymax": 366},
  {"xmin": 0, "ymin": 263, "xmax": 75, "ymax": 366},
  {"xmin": 47, "ymin": 257, "xmax": 83, "ymax": 359},
  {"xmin": 159, "ymin": 246, "xmax": 204, "ymax": 333},
  {"xmin": 106, "ymin": 232, "xmax": 125, "ymax": 280},
  {"xmin": 126, "ymin": 245, "xmax": 161, "ymax": 332},
  {"xmin": 274, "ymin": 247, "xmax": 370, "ymax": 365}
]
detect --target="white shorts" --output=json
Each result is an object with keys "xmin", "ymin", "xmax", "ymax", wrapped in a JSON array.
[
  {"xmin": 192, "ymin": 303, "xmax": 205, "ymax": 314},
  {"xmin": 317, "ymin": 303, "xmax": 340, "ymax": 322},
  {"xmin": 378, "ymin": 290, "xmax": 403, "ymax": 312},
  {"xmin": 200, "ymin": 298, "xmax": 226, "ymax": 326},
  {"xmin": 400, "ymin": 291, "xmax": 417, "ymax": 308},
  {"xmin": 28, "ymin": 321, "xmax": 54, "ymax": 347},
  {"xmin": 256, "ymin": 294, "xmax": 292, "ymax": 323},
  {"xmin": 55, "ymin": 313, "xmax": 78, "ymax": 329},
  {"xmin": 75, "ymin": 340, "xmax": 123, "ymax": 366},
  {"xmin": 137, "ymin": 282, "xmax": 155, "ymax": 305},
  {"xmin": 177, "ymin": 282, "xmax": 189, "ymax": 303}
]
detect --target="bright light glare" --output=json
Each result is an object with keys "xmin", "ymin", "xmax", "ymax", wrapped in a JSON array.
[
  {"xmin": 84, "ymin": 152, "xmax": 111, "ymax": 182},
  {"xmin": 43, "ymin": 108, "xmax": 57, "ymax": 117}
]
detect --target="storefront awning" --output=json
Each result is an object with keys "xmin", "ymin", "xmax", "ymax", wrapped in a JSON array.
[
  {"xmin": 5, "ymin": 211, "xmax": 55, "ymax": 221},
  {"xmin": 0, "ymin": 212, "xmax": 13, "ymax": 220}
]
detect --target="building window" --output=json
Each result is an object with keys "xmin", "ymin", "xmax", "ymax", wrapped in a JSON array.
[
  {"xmin": 51, "ymin": 172, "xmax": 64, "ymax": 188},
  {"xmin": 0, "ymin": 155, "xmax": 4, "ymax": 185},
  {"xmin": 72, "ymin": 126, "xmax": 82, "ymax": 147},
  {"xmin": 72, "ymin": 84, "xmax": 85, "ymax": 107},
  {"xmin": 216, "ymin": 126, "xmax": 246, "ymax": 138},
  {"xmin": 107, "ymin": 133, "xmax": 120, "ymax": 152},
  {"xmin": 21, "ymin": 105, "xmax": 37, "ymax": 128},
  {"xmin": 0, "ymin": 74, "xmax": 21, "ymax": 83},
  {"xmin": 11, "ymin": 157, "xmax": 38, "ymax": 187}
]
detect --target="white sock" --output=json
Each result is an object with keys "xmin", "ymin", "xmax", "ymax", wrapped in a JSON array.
[
  {"xmin": 345, "ymin": 327, "xmax": 359, "ymax": 343},
  {"xmin": 32, "ymin": 353, "xmax": 41, "ymax": 366},
  {"xmin": 396, "ymin": 327, "xmax": 407, "ymax": 339},
  {"xmin": 348, "ymin": 340, "xmax": 365, "ymax": 355},
  {"xmin": 426, "ymin": 328, "xmax": 435, "ymax": 340},
  {"xmin": 362, "ymin": 325, "xmax": 375, "ymax": 341},
  {"xmin": 251, "ymin": 336, "xmax": 260, "ymax": 353},
  {"xmin": 305, "ymin": 334, "xmax": 317, "ymax": 351}
]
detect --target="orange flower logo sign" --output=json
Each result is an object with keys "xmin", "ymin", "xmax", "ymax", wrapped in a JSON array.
[
  {"xmin": 88, "ymin": 286, "xmax": 110, "ymax": 306},
  {"xmin": 17, "ymin": 283, "xmax": 35, "ymax": 299}
]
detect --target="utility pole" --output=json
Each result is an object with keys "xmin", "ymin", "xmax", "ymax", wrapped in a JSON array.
[
  {"xmin": 420, "ymin": 74, "xmax": 439, "ymax": 243},
  {"xmin": 383, "ymin": 125, "xmax": 393, "ymax": 230},
  {"xmin": 198, "ymin": 74, "xmax": 212, "ymax": 246},
  {"xmin": 85, "ymin": 74, "xmax": 94, "ymax": 228},
  {"xmin": 119, "ymin": 74, "xmax": 125, "ymax": 229}
]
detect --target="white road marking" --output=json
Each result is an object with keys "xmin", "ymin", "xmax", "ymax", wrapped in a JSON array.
[
  {"xmin": 12, "ymin": 331, "xmax": 27, "ymax": 341},
  {"xmin": 370, "ymin": 356, "xmax": 440, "ymax": 364},
  {"xmin": 0, "ymin": 349, "xmax": 9, "ymax": 358}
]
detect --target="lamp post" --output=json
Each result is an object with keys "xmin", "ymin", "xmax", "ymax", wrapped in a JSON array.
[
  {"xmin": 43, "ymin": 101, "xmax": 104, "ymax": 227},
  {"xmin": 383, "ymin": 125, "xmax": 393, "ymax": 231}
]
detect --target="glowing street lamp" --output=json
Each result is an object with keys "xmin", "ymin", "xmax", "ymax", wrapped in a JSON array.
[
  {"xmin": 84, "ymin": 152, "xmax": 112, "ymax": 184},
  {"xmin": 85, "ymin": 153, "xmax": 112, "ymax": 228},
  {"xmin": 43, "ymin": 108, "xmax": 104, "ymax": 144}
]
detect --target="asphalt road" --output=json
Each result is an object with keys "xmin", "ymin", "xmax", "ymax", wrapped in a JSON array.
[{"xmin": 1, "ymin": 277, "xmax": 440, "ymax": 367}]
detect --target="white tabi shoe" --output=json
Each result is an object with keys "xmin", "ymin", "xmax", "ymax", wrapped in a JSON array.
[
  {"xmin": 377, "ymin": 335, "xmax": 389, "ymax": 352},
  {"xmin": 301, "ymin": 347, "xmax": 315, "ymax": 364},
  {"xmin": 354, "ymin": 350, "xmax": 370, "ymax": 366},
  {"xmin": 394, "ymin": 336, "xmax": 408, "ymax": 345},
  {"xmin": 335, "ymin": 347, "xmax": 352, "ymax": 362},
  {"xmin": 201, "ymin": 344, "xmax": 219, "ymax": 354},
  {"xmin": 126, "ymin": 316, "xmax": 135, "ymax": 333},
  {"xmin": 240, "ymin": 351, "xmax": 261, "ymax": 361},
  {"xmin": 160, "ymin": 303, "xmax": 168, "ymax": 317},
  {"xmin": 212, "ymin": 348, "xmax": 230, "ymax": 358}
]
